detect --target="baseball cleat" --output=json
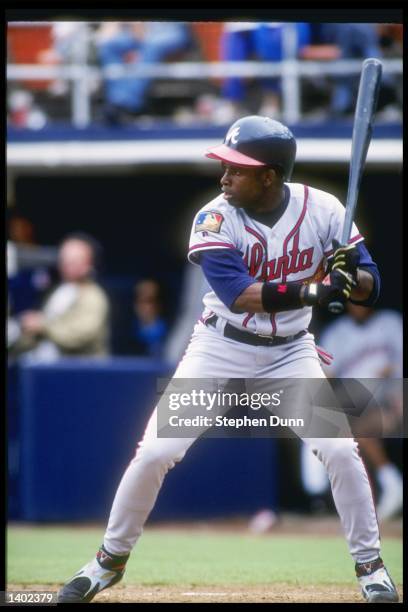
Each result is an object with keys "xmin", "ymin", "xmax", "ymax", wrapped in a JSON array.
[
  {"xmin": 356, "ymin": 557, "xmax": 399, "ymax": 603},
  {"xmin": 57, "ymin": 545, "xmax": 129, "ymax": 603}
]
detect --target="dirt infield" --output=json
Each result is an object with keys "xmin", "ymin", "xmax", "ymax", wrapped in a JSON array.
[
  {"xmin": 21, "ymin": 513, "xmax": 401, "ymax": 538},
  {"xmin": 146, "ymin": 514, "xmax": 403, "ymax": 538},
  {"xmin": 8, "ymin": 583, "xmax": 404, "ymax": 604}
]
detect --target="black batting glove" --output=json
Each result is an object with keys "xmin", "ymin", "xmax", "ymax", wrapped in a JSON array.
[
  {"xmin": 302, "ymin": 269, "xmax": 355, "ymax": 308},
  {"xmin": 329, "ymin": 239, "xmax": 360, "ymax": 284}
]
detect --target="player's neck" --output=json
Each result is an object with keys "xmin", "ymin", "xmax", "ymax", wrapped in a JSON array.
[{"xmin": 250, "ymin": 184, "xmax": 286, "ymax": 213}]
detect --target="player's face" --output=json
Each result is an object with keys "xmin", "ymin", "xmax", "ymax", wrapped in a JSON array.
[{"xmin": 220, "ymin": 163, "xmax": 272, "ymax": 209}]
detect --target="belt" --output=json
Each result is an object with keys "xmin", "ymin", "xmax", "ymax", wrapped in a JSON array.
[{"xmin": 204, "ymin": 315, "xmax": 307, "ymax": 347}]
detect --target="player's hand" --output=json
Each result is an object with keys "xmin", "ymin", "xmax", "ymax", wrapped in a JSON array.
[
  {"xmin": 302, "ymin": 269, "xmax": 355, "ymax": 308},
  {"xmin": 330, "ymin": 239, "xmax": 360, "ymax": 283}
]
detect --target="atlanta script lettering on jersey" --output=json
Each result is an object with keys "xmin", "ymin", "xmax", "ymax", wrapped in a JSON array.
[{"xmin": 244, "ymin": 242, "xmax": 314, "ymax": 281}]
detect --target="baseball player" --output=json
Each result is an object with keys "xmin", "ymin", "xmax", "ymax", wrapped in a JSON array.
[
  {"xmin": 58, "ymin": 116, "xmax": 399, "ymax": 603},
  {"xmin": 300, "ymin": 303, "xmax": 403, "ymax": 520},
  {"xmin": 319, "ymin": 303, "xmax": 403, "ymax": 521}
]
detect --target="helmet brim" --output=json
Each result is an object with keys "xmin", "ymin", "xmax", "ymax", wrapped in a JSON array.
[{"xmin": 205, "ymin": 144, "xmax": 267, "ymax": 167}]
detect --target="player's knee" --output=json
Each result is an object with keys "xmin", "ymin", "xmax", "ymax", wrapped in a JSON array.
[
  {"xmin": 313, "ymin": 438, "xmax": 357, "ymax": 469},
  {"xmin": 135, "ymin": 445, "xmax": 186, "ymax": 471}
]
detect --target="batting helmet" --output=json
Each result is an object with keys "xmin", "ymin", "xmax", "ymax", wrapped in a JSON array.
[{"xmin": 206, "ymin": 115, "xmax": 297, "ymax": 181}]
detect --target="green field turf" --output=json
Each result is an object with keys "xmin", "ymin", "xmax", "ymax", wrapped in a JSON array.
[{"xmin": 7, "ymin": 526, "xmax": 403, "ymax": 587}]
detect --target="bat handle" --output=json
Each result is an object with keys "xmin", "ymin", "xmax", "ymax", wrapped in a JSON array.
[{"xmin": 328, "ymin": 301, "xmax": 344, "ymax": 315}]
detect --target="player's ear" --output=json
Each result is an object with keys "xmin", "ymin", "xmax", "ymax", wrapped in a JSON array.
[{"xmin": 263, "ymin": 168, "xmax": 276, "ymax": 187}]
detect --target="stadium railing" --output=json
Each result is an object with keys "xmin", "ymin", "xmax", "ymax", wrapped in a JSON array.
[{"xmin": 7, "ymin": 23, "xmax": 403, "ymax": 127}]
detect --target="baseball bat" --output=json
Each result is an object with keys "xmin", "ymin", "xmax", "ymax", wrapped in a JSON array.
[{"xmin": 328, "ymin": 58, "xmax": 382, "ymax": 314}]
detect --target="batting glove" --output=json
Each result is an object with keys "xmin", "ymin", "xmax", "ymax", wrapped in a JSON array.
[
  {"xmin": 330, "ymin": 239, "xmax": 360, "ymax": 283},
  {"xmin": 302, "ymin": 269, "xmax": 355, "ymax": 308}
]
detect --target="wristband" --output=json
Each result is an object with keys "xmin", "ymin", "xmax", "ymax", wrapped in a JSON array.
[
  {"xmin": 261, "ymin": 282, "xmax": 304, "ymax": 313},
  {"xmin": 302, "ymin": 283, "xmax": 319, "ymax": 306}
]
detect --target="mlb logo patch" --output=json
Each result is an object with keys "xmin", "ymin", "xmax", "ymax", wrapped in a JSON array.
[{"xmin": 195, "ymin": 211, "xmax": 224, "ymax": 233}]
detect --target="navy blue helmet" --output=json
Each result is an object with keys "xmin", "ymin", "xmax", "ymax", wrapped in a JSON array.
[{"xmin": 206, "ymin": 115, "xmax": 297, "ymax": 181}]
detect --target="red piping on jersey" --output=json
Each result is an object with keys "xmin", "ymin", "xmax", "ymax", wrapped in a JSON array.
[
  {"xmin": 189, "ymin": 242, "xmax": 235, "ymax": 253},
  {"xmin": 324, "ymin": 234, "xmax": 363, "ymax": 257},
  {"xmin": 270, "ymin": 313, "xmax": 277, "ymax": 335},
  {"xmin": 199, "ymin": 311, "xmax": 216, "ymax": 328},
  {"xmin": 203, "ymin": 310, "xmax": 215, "ymax": 323},
  {"xmin": 281, "ymin": 184, "xmax": 309, "ymax": 283},
  {"xmin": 315, "ymin": 346, "xmax": 333, "ymax": 364},
  {"xmin": 317, "ymin": 353, "xmax": 332, "ymax": 366},
  {"xmin": 315, "ymin": 346, "xmax": 333, "ymax": 360},
  {"xmin": 244, "ymin": 225, "xmax": 268, "ymax": 250},
  {"xmin": 244, "ymin": 227, "xmax": 271, "ymax": 334},
  {"xmin": 242, "ymin": 312, "xmax": 255, "ymax": 328},
  {"xmin": 291, "ymin": 228, "xmax": 300, "ymax": 260}
]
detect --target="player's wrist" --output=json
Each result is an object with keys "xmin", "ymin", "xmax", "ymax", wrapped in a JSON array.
[
  {"xmin": 261, "ymin": 282, "xmax": 304, "ymax": 313},
  {"xmin": 301, "ymin": 283, "xmax": 319, "ymax": 306}
]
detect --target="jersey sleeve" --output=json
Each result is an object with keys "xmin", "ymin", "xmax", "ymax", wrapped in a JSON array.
[
  {"xmin": 200, "ymin": 249, "xmax": 257, "ymax": 310},
  {"xmin": 349, "ymin": 242, "xmax": 381, "ymax": 306},
  {"xmin": 188, "ymin": 208, "xmax": 238, "ymax": 265},
  {"xmin": 315, "ymin": 193, "xmax": 364, "ymax": 258}
]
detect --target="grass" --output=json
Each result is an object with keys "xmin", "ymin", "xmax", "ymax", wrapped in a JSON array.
[{"xmin": 7, "ymin": 525, "xmax": 403, "ymax": 587}]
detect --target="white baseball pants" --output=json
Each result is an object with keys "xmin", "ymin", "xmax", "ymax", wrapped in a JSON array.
[{"xmin": 104, "ymin": 322, "xmax": 380, "ymax": 563}]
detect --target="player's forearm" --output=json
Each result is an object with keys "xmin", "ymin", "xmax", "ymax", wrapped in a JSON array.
[
  {"xmin": 232, "ymin": 282, "xmax": 265, "ymax": 313},
  {"xmin": 350, "ymin": 269, "xmax": 374, "ymax": 302}
]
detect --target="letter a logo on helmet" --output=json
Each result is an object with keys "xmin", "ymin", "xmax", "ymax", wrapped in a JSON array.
[
  {"xmin": 206, "ymin": 115, "xmax": 297, "ymax": 181},
  {"xmin": 225, "ymin": 126, "xmax": 240, "ymax": 145}
]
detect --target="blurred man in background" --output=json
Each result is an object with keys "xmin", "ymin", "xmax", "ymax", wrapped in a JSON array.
[
  {"xmin": 96, "ymin": 22, "xmax": 192, "ymax": 124},
  {"xmin": 219, "ymin": 22, "xmax": 311, "ymax": 121},
  {"xmin": 130, "ymin": 279, "xmax": 168, "ymax": 357},
  {"xmin": 301, "ymin": 302, "xmax": 403, "ymax": 521},
  {"xmin": 8, "ymin": 232, "xmax": 110, "ymax": 362},
  {"xmin": 320, "ymin": 24, "xmax": 384, "ymax": 117}
]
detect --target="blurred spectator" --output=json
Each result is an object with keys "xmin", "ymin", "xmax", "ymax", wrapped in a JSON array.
[
  {"xmin": 7, "ymin": 89, "xmax": 47, "ymax": 129},
  {"xmin": 37, "ymin": 22, "xmax": 92, "ymax": 97},
  {"xmin": 301, "ymin": 303, "xmax": 403, "ymax": 521},
  {"xmin": 38, "ymin": 22, "xmax": 87, "ymax": 65},
  {"xmin": 8, "ymin": 233, "xmax": 110, "ymax": 362},
  {"xmin": 376, "ymin": 24, "xmax": 403, "ymax": 117},
  {"xmin": 129, "ymin": 279, "xmax": 168, "ymax": 357},
  {"xmin": 320, "ymin": 24, "xmax": 385, "ymax": 117},
  {"xmin": 95, "ymin": 22, "xmax": 192, "ymax": 124},
  {"xmin": 377, "ymin": 24, "xmax": 403, "ymax": 57},
  {"xmin": 219, "ymin": 22, "xmax": 311, "ymax": 121},
  {"xmin": 7, "ymin": 214, "xmax": 57, "ymax": 314},
  {"xmin": 9, "ymin": 214, "xmax": 36, "ymax": 245}
]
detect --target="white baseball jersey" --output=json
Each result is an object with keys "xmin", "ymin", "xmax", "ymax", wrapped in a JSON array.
[
  {"xmin": 319, "ymin": 310, "xmax": 403, "ymax": 378},
  {"xmin": 188, "ymin": 182, "xmax": 363, "ymax": 337}
]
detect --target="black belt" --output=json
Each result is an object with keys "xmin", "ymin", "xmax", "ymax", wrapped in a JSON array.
[{"xmin": 205, "ymin": 315, "xmax": 307, "ymax": 347}]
